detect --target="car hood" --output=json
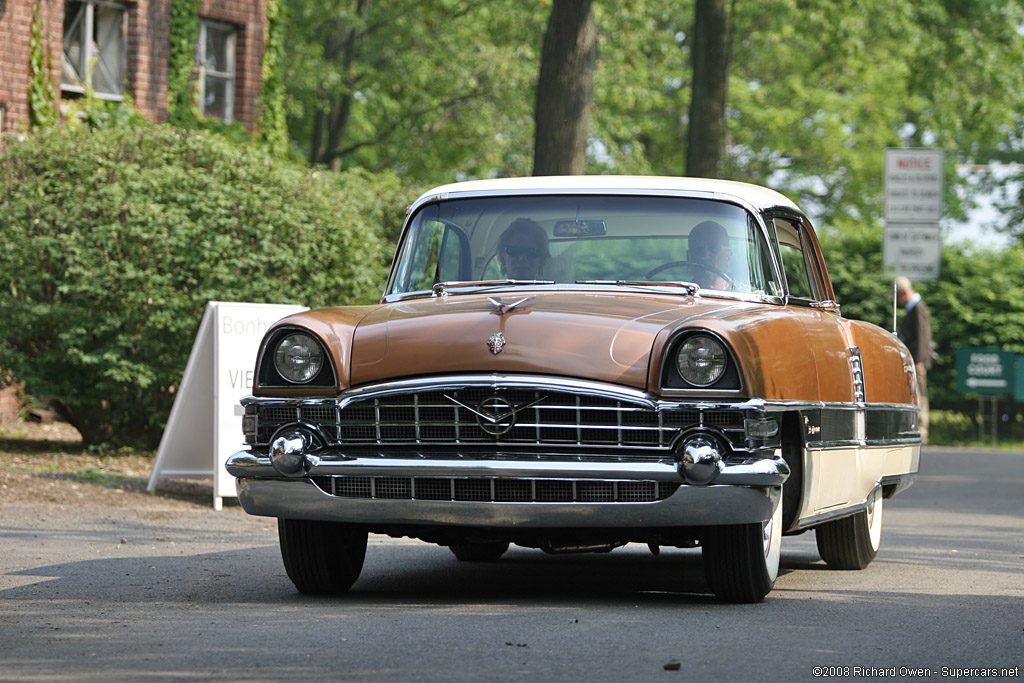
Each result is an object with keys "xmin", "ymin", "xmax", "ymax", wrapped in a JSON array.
[{"xmin": 344, "ymin": 291, "xmax": 749, "ymax": 390}]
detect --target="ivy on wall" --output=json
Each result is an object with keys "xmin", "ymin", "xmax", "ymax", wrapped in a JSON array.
[
  {"xmin": 28, "ymin": 1, "xmax": 59, "ymax": 127},
  {"xmin": 258, "ymin": 0, "xmax": 289, "ymax": 157},
  {"xmin": 167, "ymin": 0, "xmax": 201, "ymax": 126}
]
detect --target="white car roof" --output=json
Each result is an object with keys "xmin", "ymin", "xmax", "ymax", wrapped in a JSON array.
[{"xmin": 413, "ymin": 175, "xmax": 800, "ymax": 213}]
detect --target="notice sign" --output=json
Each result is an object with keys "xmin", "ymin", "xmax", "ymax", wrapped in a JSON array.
[
  {"xmin": 147, "ymin": 301, "xmax": 307, "ymax": 509},
  {"xmin": 884, "ymin": 148, "xmax": 944, "ymax": 222},
  {"xmin": 883, "ymin": 224, "xmax": 942, "ymax": 280}
]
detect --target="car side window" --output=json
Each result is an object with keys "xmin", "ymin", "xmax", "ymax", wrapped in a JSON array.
[
  {"xmin": 774, "ymin": 217, "xmax": 820, "ymax": 301},
  {"xmin": 394, "ymin": 217, "xmax": 468, "ymax": 292}
]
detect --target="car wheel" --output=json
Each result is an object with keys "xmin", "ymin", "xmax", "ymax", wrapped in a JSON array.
[
  {"xmin": 278, "ymin": 518, "xmax": 368, "ymax": 594},
  {"xmin": 702, "ymin": 489, "xmax": 783, "ymax": 603},
  {"xmin": 448, "ymin": 540, "xmax": 510, "ymax": 562},
  {"xmin": 815, "ymin": 486, "xmax": 883, "ymax": 570}
]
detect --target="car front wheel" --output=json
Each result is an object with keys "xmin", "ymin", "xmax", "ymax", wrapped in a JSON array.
[
  {"xmin": 702, "ymin": 489, "xmax": 783, "ymax": 603},
  {"xmin": 815, "ymin": 486, "xmax": 883, "ymax": 570},
  {"xmin": 278, "ymin": 518, "xmax": 368, "ymax": 594}
]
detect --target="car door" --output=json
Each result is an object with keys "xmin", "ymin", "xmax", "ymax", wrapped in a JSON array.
[{"xmin": 771, "ymin": 213, "xmax": 864, "ymax": 511}]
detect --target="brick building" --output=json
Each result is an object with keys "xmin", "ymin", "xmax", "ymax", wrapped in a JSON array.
[{"xmin": 0, "ymin": 0, "xmax": 267, "ymax": 143}]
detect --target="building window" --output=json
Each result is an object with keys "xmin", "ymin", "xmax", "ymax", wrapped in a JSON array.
[
  {"xmin": 197, "ymin": 20, "xmax": 236, "ymax": 122},
  {"xmin": 61, "ymin": 0, "xmax": 127, "ymax": 99}
]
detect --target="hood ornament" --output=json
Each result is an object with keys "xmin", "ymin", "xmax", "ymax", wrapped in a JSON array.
[
  {"xmin": 487, "ymin": 332, "xmax": 506, "ymax": 354},
  {"xmin": 488, "ymin": 296, "xmax": 530, "ymax": 316}
]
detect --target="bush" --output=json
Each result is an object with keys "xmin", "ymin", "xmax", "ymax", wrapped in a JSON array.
[{"xmin": 0, "ymin": 124, "xmax": 412, "ymax": 448}]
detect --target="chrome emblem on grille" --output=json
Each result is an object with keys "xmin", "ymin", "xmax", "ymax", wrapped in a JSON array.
[
  {"xmin": 444, "ymin": 393, "xmax": 546, "ymax": 436},
  {"xmin": 476, "ymin": 396, "xmax": 517, "ymax": 435},
  {"xmin": 486, "ymin": 332, "xmax": 506, "ymax": 354}
]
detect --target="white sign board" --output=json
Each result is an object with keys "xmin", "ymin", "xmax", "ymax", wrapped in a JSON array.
[
  {"xmin": 147, "ymin": 301, "xmax": 307, "ymax": 509},
  {"xmin": 883, "ymin": 224, "xmax": 942, "ymax": 281},
  {"xmin": 884, "ymin": 148, "xmax": 944, "ymax": 223}
]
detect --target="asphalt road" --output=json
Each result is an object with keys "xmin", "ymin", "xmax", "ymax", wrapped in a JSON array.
[{"xmin": 1, "ymin": 447, "xmax": 1021, "ymax": 682}]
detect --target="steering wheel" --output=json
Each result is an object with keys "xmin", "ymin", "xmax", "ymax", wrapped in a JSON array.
[{"xmin": 644, "ymin": 260, "xmax": 735, "ymax": 290}]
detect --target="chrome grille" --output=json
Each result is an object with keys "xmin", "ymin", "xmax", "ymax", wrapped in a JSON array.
[
  {"xmin": 249, "ymin": 388, "xmax": 744, "ymax": 449},
  {"xmin": 312, "ymin": 476, "xmax": 676, "ymax": 503}
]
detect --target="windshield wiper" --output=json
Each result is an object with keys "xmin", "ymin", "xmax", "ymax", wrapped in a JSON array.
[
  {"xmin": 432, "ymin": 279, "xmax": 556, "ymax": 297},
  {"xmin": 575, "ymin": 280, "xmax": 700, "ymax": 295}
]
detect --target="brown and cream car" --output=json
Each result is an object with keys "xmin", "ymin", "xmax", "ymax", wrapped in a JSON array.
[{"xmin": 227, "ymin": 176, "xmax": 921, "ymax": 602}]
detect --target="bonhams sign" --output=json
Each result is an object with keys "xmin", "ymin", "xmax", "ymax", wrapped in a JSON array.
[{"xmin": 147, "ymin": 302, "xmax": 306, "ymax": 509}]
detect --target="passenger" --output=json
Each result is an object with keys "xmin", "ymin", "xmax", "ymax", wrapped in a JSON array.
[
  {"xmin": 687, "ymin": 220, "xmax": 734, "ymax": 290},
  {"xmin": 497, "ymin": 218, "xmax": 550, "ymax": 280}
]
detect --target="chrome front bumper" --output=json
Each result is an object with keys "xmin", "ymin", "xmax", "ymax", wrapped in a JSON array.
[
  {"xmin": 227, "ymin": 449, "xmax": 788, "ymax": 528},
  {"xmin": 226, "ymin": 449, "xmax": 789, "ymax": 486},
  {"xmin": 234, "ymin": 477, "xmax": 782, "ymax": 528}
]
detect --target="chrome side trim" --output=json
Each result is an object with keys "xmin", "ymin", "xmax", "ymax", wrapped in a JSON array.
[
  {"xmin": 791, "ymin": 474, "xmax": 912, "ymax": 531},
  {"xmin": 794, "ymin": 501, "xmax": 870, "ymax": 530},
  {"xmin": 235, "ymin": 478, "xmax": 782, "ymax": 528}
]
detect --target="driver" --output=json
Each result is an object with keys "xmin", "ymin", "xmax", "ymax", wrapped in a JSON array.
[
  {"xmin": 498, "ymin": 218, "xmax": 550, "ymax": 280},
  {"xmin": 686, "ymin": 220, "xmax": 733, "ymax": 290}
]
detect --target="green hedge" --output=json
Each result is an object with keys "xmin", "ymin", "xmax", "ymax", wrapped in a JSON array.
[
  {"xmin": 820, "ymin": 225, "xmax": 1024, "ymax": 412},
  {"xmin": 0, "ymin": 124, "xmax": 411, "ymax": 448}
]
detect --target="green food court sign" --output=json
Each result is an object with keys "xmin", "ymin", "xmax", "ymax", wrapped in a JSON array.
[{"xmin": 955, "ymin": 348, "xmax": 1024, "ymax": 401}]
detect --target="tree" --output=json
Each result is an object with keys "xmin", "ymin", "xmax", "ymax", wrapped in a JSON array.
[
  {"xmin": 282, "ymin": 0, "xmax": 544, "ymax": 180},
  {"xmin": 584, "ymin": 0, "xmax": 1024, "ymax": 231},
  {"xmin": 532, "ymin": 0, "xmax": 598, "ymax": 176},
  {"xmin": 684, "ymin": 0, "xmax": 728, "ymax": 178}
]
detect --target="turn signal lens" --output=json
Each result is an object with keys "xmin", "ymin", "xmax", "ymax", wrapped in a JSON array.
[
  {"xmin": 676, "ymin": 335, "xmax": 727, "ymax": 387},
  {"xmin": 273, "ymin": 332, "xmax": 325, "ymax": 383}
]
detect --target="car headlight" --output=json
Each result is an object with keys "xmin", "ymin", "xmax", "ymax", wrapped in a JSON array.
[
  {"xmin": 273, "ymin": 332, "xmax": 325, "ymax": 384},
  {"xmin": 676, "ymin": 335, "xmax": 728, "ymax": 387}
]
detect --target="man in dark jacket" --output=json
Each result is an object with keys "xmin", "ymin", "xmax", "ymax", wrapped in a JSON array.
[{"xmin": 896, "ymin": 276, "xmax": 933, "ymax": 443}]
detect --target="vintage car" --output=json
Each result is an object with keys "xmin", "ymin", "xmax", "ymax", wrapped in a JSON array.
[{"xmin": 227, "ymin": 176, "xmax": 921, "ymax": 603}]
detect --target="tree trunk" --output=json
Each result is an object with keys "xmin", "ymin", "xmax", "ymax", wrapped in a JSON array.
[
  {"xmin": 310, "ymin": 0, "xmax": 368, "ymax": 169},
  {"xmin": 532, "ymin": 0, "xmax": 597, "ymax": 176},
  {"xmin": 685, "ymin": 0, "xmax": 729, "ymax": 178}
]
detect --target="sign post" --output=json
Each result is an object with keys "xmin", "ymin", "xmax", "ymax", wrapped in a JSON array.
[
  {"xmin": 883, "ymin": 148, "xmax": 944, "ymax": 280},
  {"xmin": 147, "ymin": 301, "xmax": 307, "ymax": 509}
]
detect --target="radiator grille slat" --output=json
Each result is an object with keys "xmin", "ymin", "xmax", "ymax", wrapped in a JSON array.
[
  {"xmin": 251, "ymin": 387, "xmax": 745, "ymax": 452},
  {"xmin": 312, "ymin": 476, "xmax": 674, "ymax": 503}
]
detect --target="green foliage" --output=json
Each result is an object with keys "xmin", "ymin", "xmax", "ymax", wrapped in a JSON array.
[
  {"xmin": 0, "ymin": 124, "xmax": 412, "ymax": 448},
  {"xmin": 258, "ymin": 0, "xmax": 290, "ymax": 157},
  {"xmin": 820, "ymin": 229, "xmax": 1024, "ymax": 410},
  {"xmin": 62, "ymin": 91, "xmax": 149, "ymax": 131},
  {"xmin": 282, "ymin": 0, "xmax": 545, "ymax": 179},
  {"xmin": 28, "ymin": 1, "xmax": 59, "ymax": 127},
  {"xmin": 274, "ymin": 0, "xmax": 1024, "ymax": 227},
  {"xmin": 930, "ymin": 409, "xmax": 1024, "ymax": 448},
  {"xmin": 167, "ymin": 0, "xmax": 202, "ymax": 127}
]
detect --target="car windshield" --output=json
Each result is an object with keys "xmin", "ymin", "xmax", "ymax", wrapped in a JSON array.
[{"xmin": 388, "ymin": 195, "xmax": 781, "ymax": 297}]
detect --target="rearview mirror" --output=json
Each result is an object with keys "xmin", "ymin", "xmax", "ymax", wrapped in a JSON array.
[{"xmin": 553, "ymin": 220, "xmax": 607, "ymax": 237}]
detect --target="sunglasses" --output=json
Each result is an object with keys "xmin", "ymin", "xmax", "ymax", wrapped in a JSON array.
[{"xmin": 501, "ymin": 245, "xmax": 541, "ymax": 259}]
